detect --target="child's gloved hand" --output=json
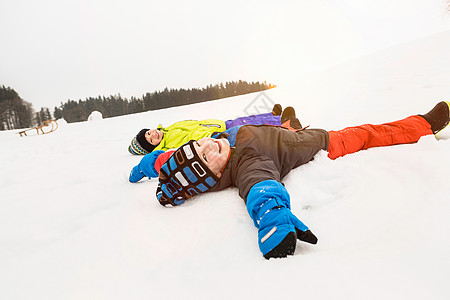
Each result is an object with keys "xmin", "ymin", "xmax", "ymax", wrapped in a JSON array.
[
  {"xmin": 129, "ymin": 165, "xmax": 145, "ymax": 183},
  {"xmin": 129, "ymin": 150, "xmax": 165, "ymax": 183},
  {"xmin": 258, "ymin": 206, "xmax": 318, "ymax": 259},
  {"xmin": 286, "ymin": 209, "xmax": 318, "ymax": 244},
  {"xmin": 246, "ymin": 180, "xmax": 318, "ymax": 259}
]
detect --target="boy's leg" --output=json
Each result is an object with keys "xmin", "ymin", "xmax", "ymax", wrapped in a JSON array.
[
  {"xmin": 225, "ymin": 113, "xmax": 281, "ymax": 128},
  {"xmin": 327, "ymin": 115, "xmax": 432, "ymax": 160},
  {"xmin": 328, "ymin": 102, "xmax": 450, "ymax": 159}
]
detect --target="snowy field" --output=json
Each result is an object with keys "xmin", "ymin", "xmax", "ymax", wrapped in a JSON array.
[{"xmin": 1, "ymin": 30, "xmax": 450, "ymax": 299}]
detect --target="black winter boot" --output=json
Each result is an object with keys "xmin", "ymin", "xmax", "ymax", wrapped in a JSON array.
[{"xmin": 420, "ymin": 101, "xmax": 450, "ymax": 134}]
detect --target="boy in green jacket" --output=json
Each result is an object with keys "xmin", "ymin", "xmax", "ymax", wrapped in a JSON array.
[
  {"xmin": 129, "ymin": 119, "xmax": 227, "ymax": 155},
  {"xmin": 128, "ymin": 104, "xmax": 294, "ymax": 155}
]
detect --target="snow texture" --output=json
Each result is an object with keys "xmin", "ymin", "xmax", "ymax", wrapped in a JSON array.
[
  {"xmin": 56, "ymin": 118, "xmax": 68, "ymax": 126},
  {"xmin": 1, "ymin": 31, "xmax": 450, "ymax": 299}
]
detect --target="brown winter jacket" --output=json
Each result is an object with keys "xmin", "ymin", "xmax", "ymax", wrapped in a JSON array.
[{"xmin": 210, "ymin": 125, "xmax": 329, "ymax": 202}]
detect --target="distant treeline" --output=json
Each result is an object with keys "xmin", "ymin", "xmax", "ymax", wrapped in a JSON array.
[
  {"xmin": 0, "ymin": 80, "xmax": 275, "ymax": 130},
  {"xmin": 0, "ymin": 85, "xmax": 51, "ymax": 130},
  {"xmin": 55, "ymin": 80, "xmax": 275, "ymax": 123}
]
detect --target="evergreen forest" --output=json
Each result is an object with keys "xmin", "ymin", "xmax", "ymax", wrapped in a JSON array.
[{"xmin": 0, "ymin": 80, "xmax": 275, "ymax": 130}]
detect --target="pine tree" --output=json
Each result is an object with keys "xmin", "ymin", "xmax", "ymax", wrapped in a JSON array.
[{"xmin": 0, "ymin": 85, "xmax": 34, "ymax": 130}]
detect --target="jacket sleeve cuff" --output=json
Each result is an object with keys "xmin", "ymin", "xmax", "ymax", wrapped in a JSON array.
[
  {"xmin": 141, "ymin": 150, "xmax": 165, "ymax": 178},
  {"xmin": 246, "ymin": 180, "xmax": 291, "ymax": 227}
]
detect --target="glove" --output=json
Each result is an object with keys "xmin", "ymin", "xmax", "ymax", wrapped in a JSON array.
[
  {"xmin": 155, "ymin": 181, "xmax": 186, "ymax": 207},
  {"xmin": 258, "ymin": 205, "xmax": 317, "ymax": 259},
  {"xmin": 129, "ymin": 150, "xmax": 165, "ymax": 183},
  {"xmin": 246, "ymin": 180, "xmax": 318, "ymax": 259},
  {"xmin": 129, "ymin": 164, "xmax": 145, "ymax": 183}
]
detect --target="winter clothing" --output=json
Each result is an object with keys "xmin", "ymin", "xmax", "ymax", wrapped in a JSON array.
[
  {"xmin": 129, "ymin": 150, "xmax": 173, "ymax": 181},
  {"xmin": 224, "ymin": 113, "xmax": 281, "ymax": 129},
  {"xmin": 129, "ymin": 136, "xmax": 150, "ymax": 155},
  {"xmin": 137, "ymin": 128, "xmax": 154, "ymax": 152},
  {"xmin": 208, "ymin": 125, "xmax": 329, "ymax": 198},
  {"xmin": 128, "ymin": 128, "xmax": 152, "ymax": 155},
  {"xmin": 129, "ymin": 150, "xmax": 165, "ymax": 182},
  {"xmin": 280, "ymin": 106, "xmax": 296, "ymax": 124},
  {"xmin": 127, "ymin": 128, "xmax": 154, "ymax": 155},
  {"xmin": 327, "ymin": 115, "xmax": 432, "ymax": 159},
  {"xmin": 420, "ymin": 101, "xmax": 450, "ymax": 134},
  {"xmin": 154, "ymin": 119, "xmax": 226, "ymax": 152},
  {"xmin": 247, "ymin": 180, "xmax": 317, "ymax": 258},
  {"xmin": 272, "ymin": 104, "xmax": 282, "ymax": 116}
]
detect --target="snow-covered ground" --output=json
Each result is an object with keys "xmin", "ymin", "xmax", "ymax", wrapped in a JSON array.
[{"xmin": 1, "ymin": 30, "xmax": 450, "ymax": 299}]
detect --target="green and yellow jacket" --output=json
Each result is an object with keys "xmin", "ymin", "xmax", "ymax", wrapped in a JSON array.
[{"xmin": 153, "ymin": 119, "xmax": 226, "ymax": 151}]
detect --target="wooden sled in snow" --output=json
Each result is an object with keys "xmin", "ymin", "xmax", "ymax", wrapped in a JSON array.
[{"xmin": 17, "ymin": 119, "xmax": 59, "ymax": 137}]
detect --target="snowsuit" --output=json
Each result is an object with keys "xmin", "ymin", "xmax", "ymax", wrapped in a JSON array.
[{"xmin": 224, "ymin": 112, "xmax": 281, "ymax": 128}]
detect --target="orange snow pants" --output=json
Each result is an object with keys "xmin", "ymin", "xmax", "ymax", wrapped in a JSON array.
[{"xmin": 327, "ymin": 115, "xmax": 433, "ymax": 160}]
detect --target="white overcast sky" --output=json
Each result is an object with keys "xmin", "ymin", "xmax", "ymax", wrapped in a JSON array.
[{"xmin": 1, "ymin": 0, "xmax": 449, "ymax": 110}]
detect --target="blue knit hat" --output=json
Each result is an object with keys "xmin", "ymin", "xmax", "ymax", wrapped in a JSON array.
[
  {"xmin": 128, "ymin": 129, "xmax": 155, "ymax": 155},
  {"xmin": 156, "ymin": 140, "xmax": 219, "ymax": 207}
]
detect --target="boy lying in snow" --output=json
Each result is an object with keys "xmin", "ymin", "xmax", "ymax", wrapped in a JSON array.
[
  {"xmin": 129, "ymin": 101, "xmax": 450, "ymax": 259},
  {"xmin": 127, "ymin": 104, "xmax": 291, "ymax": 155}
]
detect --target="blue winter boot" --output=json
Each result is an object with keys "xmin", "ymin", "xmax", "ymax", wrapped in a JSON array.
[{"xmin": 247, "ymin": 180, "xmax": 318, "ymax": 259}]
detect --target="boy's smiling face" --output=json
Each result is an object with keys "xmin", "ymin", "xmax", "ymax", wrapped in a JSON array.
[
  {"xmin": 193, "ymin": 137, "xmax": 230, "ymax": 178},
  {"xmin": 145, "ymin": 129, "xmax": 163, "ymax": 146}
]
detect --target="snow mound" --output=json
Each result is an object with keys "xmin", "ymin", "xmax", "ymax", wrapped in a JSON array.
[{"xmin": 88, "ymin": 111, "xmax": 103, "ymax": 121}]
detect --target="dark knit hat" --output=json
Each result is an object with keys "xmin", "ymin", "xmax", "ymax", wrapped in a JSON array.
[
  {"xmin": 128, "ymin": 129, "xmax": 156, "ymax": 155},
  {"xmin": 156, "ymin": 140, "xmax": 220, "ymax": 207}
]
